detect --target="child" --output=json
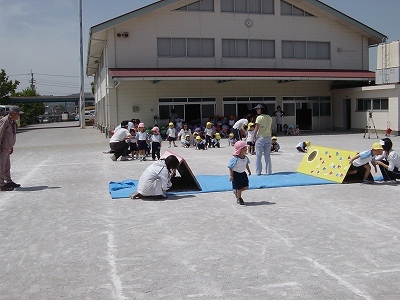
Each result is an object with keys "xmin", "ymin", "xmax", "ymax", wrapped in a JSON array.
[
  {"xmin": 136, "ymin": 123, "xmax": 148, "ymax": 161},
  {"xmin": 294, "ymin": 125, "xmax": 300, "ymax": 135},
  {"xmin": 166, "ymin": 122, "xmax": 177, "ymax": 147},
  {"xmin": 227, "ymin": 141, "xmax": 251, "ymax": 205},
  {"xmin": 246, "ymin": 122, "xmax": 255, "ymax": 155},
  {"xmin": 271, "ymin": 136, "xmax": 280, "ymax": 152},
  {"xmin": 228, "ymin": 132, "xmax": 236, "ymax": 146},
  {"xmin": 145, "ymin": 129, "xmax": 152, "ymax": 157},
  {"xmin": 195, "ymin": 135, "xmax": 207, "ymax": 150},
  {"xmin": 282, "ymin": 124, "xmax": 289, "ymax": 135},
  {"xmin": 129, "ymin": 128, "xmax": 139, "ymax": 159},
  {"xmin": 183, "ymin": 134, "xmax": 191, "ymax": 148},
  {"xmin": 192, "ymin": 132, "xmax": 199, "ymax": 146},
  {"xmin": 211, "ymin": 133, "xmax": 221, "ymax": 148},
  {"xmin": 348, "ymin": 142, "xmax": 383, "ymax": 184},
  {"xmin": 175, "ymin": 118, "xmax": 183, "ymax": 132},
  {"xmin": 204, "ymin": 122, "xmax": 214, "ymax": 148},
  {"xmin": 178, "ymin": 123, "xmax": 192, "ymax": 147},
  {"xmin": 296, "ymin": 141, "xmax": 310, "ymax": 153},
  {"xmin": 151, "ymin": 126, "xmax": 162, "ymax": 160}
]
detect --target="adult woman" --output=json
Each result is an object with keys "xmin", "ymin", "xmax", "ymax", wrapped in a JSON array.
[
  {"xmin": 273, "ymin": 106, "xmax": 285, "ymax": 133},
  {"xmin": 374, "ymin": 138, "xmax": 400, "ymax": 182},
  {"xmin": 131, "ymin": 155, "xmax": 180, "ymax": 199},
  {"xmin": 252, "ymin": 104, "xmax": 273, "ymax": 176}
]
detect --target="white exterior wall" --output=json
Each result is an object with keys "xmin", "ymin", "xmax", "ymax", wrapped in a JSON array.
[
  {"xmin": 110, "ymin": 0, "xmax": 369, "ymax": 70},
  {"xmin": 111, "ymin": 79, "xmax": 332, "ymax": 130},
  {"xmin": 332, "ymin": 84, "xmax": 400, "ymax": 133}
]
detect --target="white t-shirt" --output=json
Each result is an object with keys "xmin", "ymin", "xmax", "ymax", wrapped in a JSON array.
[
  {"xmin": 233, "ymin": 118, "xmax": 248, "ymax": 130},
  {"xmin": 110, "ymin": 128, "xmax": 129, "ymax": 143},
  {"xmin": 352, "ymin": 150, "xmax": 373, "ymax": 167},
  {"xmin": 385, "ymin": 150, "xmax": 400, "ymax": 171}
]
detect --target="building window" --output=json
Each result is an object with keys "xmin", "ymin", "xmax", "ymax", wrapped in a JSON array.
[
  {"xmin": 283, "ymin": 96, "xmax": 331, "ymax": 117},
  {"xmin": 176, "ymin": 0, "xmax": 214, "ymax": 12},
  {"xmin": 222, "ymin": 39, "xmax": 275, "ymax": 58},
  {"xmin": 223, "ymin": 96, "xmax": 276, "ymax": 117},
  {"xmin": 281, "ymin": 0, "xmax": 314, "ymax": 16},
  {"xmin": 282, "ymin": 41, "xmax": 330, "ymax": 59},
  {"xmin": 159, "ymin": 98, "xmax": 216, "ymax": 124},
  {"xmin": 221, "ymin": 0, "xmax": 274, "ymax": 14},
  {"xmin": 356, "ymin": 98, "xmax": 388, "ymax": 111},
  {"xmin": 157, "ymin": 38, "xmax": 215, "ymax": 57}
]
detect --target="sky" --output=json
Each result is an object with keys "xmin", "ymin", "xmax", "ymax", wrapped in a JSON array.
[{"xmin": 0, "ymin": 0, "xmax": 399, "ymax": 96}]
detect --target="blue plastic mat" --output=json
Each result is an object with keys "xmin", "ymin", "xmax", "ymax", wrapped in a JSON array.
[{"xmin": 109, "ymin": 172, "xmax": 335, "ymax": 199}]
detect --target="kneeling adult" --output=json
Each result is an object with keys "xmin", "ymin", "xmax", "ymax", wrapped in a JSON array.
[{"xmin": 131, "ymin": 155, "xmax": 179, "ymax": 199}]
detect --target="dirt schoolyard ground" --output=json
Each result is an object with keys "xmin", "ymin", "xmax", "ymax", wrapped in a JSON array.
[{"xmin": 1, "ymin": 122, "xmax": 399, "ymax": 299}]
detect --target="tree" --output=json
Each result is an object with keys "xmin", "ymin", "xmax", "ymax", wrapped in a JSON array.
[
  {"xmin": 13, "ymin": 86, "xmax": 45, "ymax": 126},
  {"xmin": 0, "ymin": 69, "xmax": 19, "ymax": 104}
]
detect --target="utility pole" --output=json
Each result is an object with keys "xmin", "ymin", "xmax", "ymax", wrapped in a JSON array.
[
  {"xmin": 79, "ymin": 0, "xmax": 86, "ymax": 128},
  {"xmin": 30, "ymin": 69, "xmax": 36, "ymax": 90}
]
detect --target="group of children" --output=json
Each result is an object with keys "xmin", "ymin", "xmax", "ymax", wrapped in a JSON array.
[{"xmin": 348, "ymin": 138, "xmax": 400, "ymax": 184}]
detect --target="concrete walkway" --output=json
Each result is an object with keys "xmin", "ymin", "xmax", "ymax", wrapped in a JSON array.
[{"xmin": 1, "ymin": 122, "xmax": 399, "ymax": 300}]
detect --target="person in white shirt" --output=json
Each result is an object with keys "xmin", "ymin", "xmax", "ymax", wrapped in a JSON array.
[
  {"xmin": 178, "ymin": 123, "xmax": 192, "ymax": 147},
  {"xmin": 166, "ymin": 122, "xmax": 177, "ymax": 147},
  {"xmin": 232, "ymin": 118, "xmax": 249, "ymax": 141},
  {"xmin": 131, "ymin": 155, "xmax": 180, "ymax": 199},
  {"xmin": 114, "ymin": 119, "xmax": 134, "ymax": 132},
  {"xmin": 109, "ymin": 121, "xmax": 131, "ymax": 161},
  {"xmin": 373, "ymin": 138, "xmax": 400, "ymax": 182}
]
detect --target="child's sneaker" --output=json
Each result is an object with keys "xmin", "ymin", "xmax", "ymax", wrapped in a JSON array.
[{"xmin": 237, "ymin": 197, "xmax": 245, "ymax": 205}]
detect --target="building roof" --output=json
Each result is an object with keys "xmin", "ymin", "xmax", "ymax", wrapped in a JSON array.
[
  {"xmin": 87, "ymin": 0, "xmax": 387, "ymax": 75},
  {"xmin": 109, "ymin": 68, "xmax": 376, "ymax": 82}
]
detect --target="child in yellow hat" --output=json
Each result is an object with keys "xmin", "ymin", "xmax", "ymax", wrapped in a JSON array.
[
  {"xmin": 166, "ymin": 122, "xmax": 177, "ymax": 147},
  {"xmin": 348, "ymin": 142, "xmax": 383, "ymax": 184}
]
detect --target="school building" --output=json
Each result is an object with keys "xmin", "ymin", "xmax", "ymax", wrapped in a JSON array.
[{"xmin": 86, "ymin": 0, "xmax": 400, "ymax": 134}]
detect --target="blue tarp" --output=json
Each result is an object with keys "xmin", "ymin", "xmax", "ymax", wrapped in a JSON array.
[{"xmin": 109, "ymin": 172, "xmax": 335, "ymax": 199}]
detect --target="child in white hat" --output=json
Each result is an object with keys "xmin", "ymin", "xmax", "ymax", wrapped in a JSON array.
[{"xmin": 227, "ymin": 141, "xmax": 251, "ymax": 205}]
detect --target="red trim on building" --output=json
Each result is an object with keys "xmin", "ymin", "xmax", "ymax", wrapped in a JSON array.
[{"xmin": 109, "ymin": 68, "xmax": 375, "ymax": 80}]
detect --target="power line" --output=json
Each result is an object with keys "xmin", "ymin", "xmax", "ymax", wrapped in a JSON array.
[{"xmin": 34, "ymin": 73, "xmax": 80, "ymax": 78}]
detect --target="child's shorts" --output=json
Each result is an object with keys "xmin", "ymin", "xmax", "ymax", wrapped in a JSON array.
[
  {"xmin": 232, "ymin": 171, "xmax": 249, "ymax": 190},
  {"xmin": 168, "ymin": 136, "xmax": 176, "ymax": 142},
  {"xmin": 137, "ymin": 140, "xmax": 147, "ymax": 150},
  {"xmin": 247, "ymin": 141, "xmax": 255, "ymax": 146}
]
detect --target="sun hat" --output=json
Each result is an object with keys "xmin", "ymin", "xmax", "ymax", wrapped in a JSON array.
[
  {"xmin": 372, "ymin": 142, "xmax": 383, "ymax": 150},
  {"xmin": 233, "ymin": 141, "xmax": 247, "ymax": 156},
  {"xmin": 138, "ymin": 122, "xmax": 145, "ymax": 128},
  {"xmin": 248, "ymin": 122, "xmax": 254, "ymax": 127},
  {"xmin": 206, "ymin": 122, "xmax": 212, "ymax": 126},
  {"xmin": 168, "ymin": 122, "xmax": 174, "ymax": 126},
  {"xmin": 229, "ymin": 132, "xmax": 234, "ymax": 137},
  {"xmin": 152, "ymin": 126, "xmax": 159, "ymax": 133},
  {"xmin": 195, "ymin": 136, "xmax": 201, "ymax": 140},
  {"xmin": 272, "ymin": 136, "xmax": 277, "ymax": 140},
  {"xmin": 10, "ymin": 106, "xmax": 24, "ymax": 114},
  {"xmin": 253, "ymin": 104, "xmax": 264, "ymax": 109},
  {"xmin": 305, "ymin": 141, "xmax": 311, "ymax": 147},
  {"xmin": 215, "ymin": 132, "xmax": 221, "ymax": 139},
  {"xmin": 185, "ymin": 134, "xmax": 190, "ymax": 138}
]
